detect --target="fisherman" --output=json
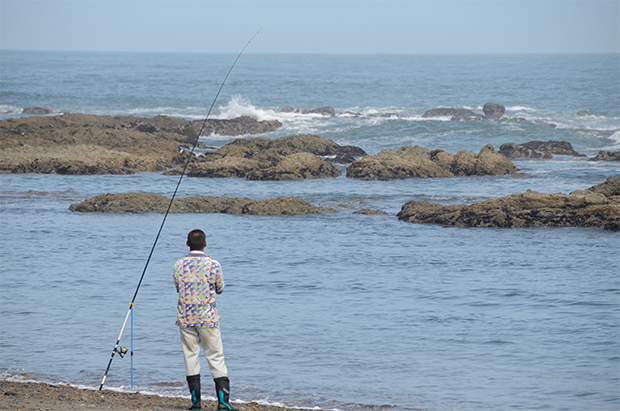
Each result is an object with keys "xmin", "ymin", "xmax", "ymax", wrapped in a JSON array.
[{"xmin": 174, "ymin": 229, "xmax": 240, "ymax": 411}]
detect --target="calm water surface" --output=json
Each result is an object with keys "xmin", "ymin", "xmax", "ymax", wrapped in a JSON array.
[{"xmin": 1, "ymin": 52, "xmax": 619, "ymax": 410}]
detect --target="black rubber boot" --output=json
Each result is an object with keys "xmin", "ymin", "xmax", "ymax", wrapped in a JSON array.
[
  {"xmin": 214, "ymin": 377, "xmax": 240, "ymax": 411},
  {"xmin": 186, "ymin": 374, "xmax": 201, "ymax": 410}
]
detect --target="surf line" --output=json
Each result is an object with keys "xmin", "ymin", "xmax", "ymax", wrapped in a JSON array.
[{"xmin": 98, "ymin": 26, "xmax": 265, "ymax": 392}]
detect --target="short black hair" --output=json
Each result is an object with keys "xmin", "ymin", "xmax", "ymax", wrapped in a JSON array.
[{"xmin": 187, "ymin": 229, "xmax": 206, "ymax": 250}]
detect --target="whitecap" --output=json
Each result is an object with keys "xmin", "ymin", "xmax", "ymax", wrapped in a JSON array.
[
  {"xmin": 506, "ymin": 105, "xmax": 537, "ymax": 112},
  {"xmin": 213, "ymin": 95, "xmax": 280, "ymax": 122},
  {"xmin": 603, "ymin": 130, "xmax": 620, "ymax": 150}
]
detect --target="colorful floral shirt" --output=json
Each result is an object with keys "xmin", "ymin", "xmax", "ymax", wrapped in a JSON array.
[{"xmin": 173, "ymin": 251, "xmax": 224, "ymax": 328}]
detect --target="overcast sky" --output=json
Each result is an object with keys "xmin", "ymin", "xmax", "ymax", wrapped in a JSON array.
[{"xmin": 1, "ymin": 0, "xmax": 618, "ymax": 54}]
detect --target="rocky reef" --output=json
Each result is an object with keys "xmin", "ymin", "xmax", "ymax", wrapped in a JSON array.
[
  {"xmin": 0, "ymin": 114, "xmax": 281, "ymax": 174},
  {"xmin": 346, "ymin": 144, "xmax": 517, "ymax": 180},
  {"xmin": 69, "ymin": 193, "xmax": 338, "ymax": 216},
  {"xmin": 167, "ymin": 134, "xmax": 367, "ymax": 180},
  {"xmin": 397, "ymin": 176, "xmax": 620, "ymax": 231}
]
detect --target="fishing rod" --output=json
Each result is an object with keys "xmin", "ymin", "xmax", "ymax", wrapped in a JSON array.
[{"xmin": 98, "ymin": 26, "xmax": 264, "ymax": 391}]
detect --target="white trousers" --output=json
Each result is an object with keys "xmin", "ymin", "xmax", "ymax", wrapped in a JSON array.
[{"xmin": 179, "ymin": 326, "xmax": 228, "ymax": 379}]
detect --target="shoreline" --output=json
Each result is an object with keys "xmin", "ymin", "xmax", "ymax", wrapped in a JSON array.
[{"xmin": 0, "ymin": 376, "xmax": 313, "ymax": 411}]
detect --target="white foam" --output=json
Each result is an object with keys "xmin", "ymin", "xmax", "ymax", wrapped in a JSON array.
[
  {"xmin": 604, "ymin": 130, "xmax": 620, "ymax": 150},
  {"xmin": 213, "ymin": 95, "xmax": 279, "ymax": 122},
  {"xmin": 0, "ymin": 104, "xmax": 22, "ymax": 114},
  {"xmin": 506, "ymin": 105, "xmax": 536, "ymax": 112}
]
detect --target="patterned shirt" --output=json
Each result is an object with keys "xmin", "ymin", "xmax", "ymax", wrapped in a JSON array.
[{"xmin": 173, "ymin": 251, "xmax": 224, "ymax": 327}]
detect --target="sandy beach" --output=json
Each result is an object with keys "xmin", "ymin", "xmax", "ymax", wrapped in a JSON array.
[{"xmin": 0, "ymin": 377, "xmax": 307, "ymax": 411}]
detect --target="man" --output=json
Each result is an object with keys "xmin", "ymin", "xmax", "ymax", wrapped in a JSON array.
[{"xmin": 174, "ymin": 229, "xmax": 240, "ymax": 411}]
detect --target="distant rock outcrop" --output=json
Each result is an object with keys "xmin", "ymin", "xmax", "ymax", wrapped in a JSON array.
[
  {"xmin": 280, "ymin": 106, "xmax": 336, "ymax": 116},
  {"xmin": 589, "ymin": 151, "xmax": 620, "ymax": 161},
  {"xmin": 422, "ymin": 102, "xmax": 506, "ymax": 121},
  {"xmin": 69, "ymin": 193, "xmax": 338, "ymax": 216},
  {"xmin": 499, "ymin": 140, "xmax": 585, "ymax": 159},
  {"xmin": 397, "ymin": 176, "xmax": 620, "ymax": 231},
  {"xmin": 346, "ymin": 144, "xmax": 517, "ymax": 180},
  {"xmin": 482, "ymin": 102, "xmax": 505, "ymax": 120},
  {"xmin": 167, "ymin": 134, "xmax": 367, "ymax": 180},
  {"xmin": 422, "ymin": 108, "xmax": 483, "ymax": 121}
]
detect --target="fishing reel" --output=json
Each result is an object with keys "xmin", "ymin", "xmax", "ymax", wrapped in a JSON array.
[{"xmin": 115, "ymin": 346, "xmax": 128, "ymax": 358}]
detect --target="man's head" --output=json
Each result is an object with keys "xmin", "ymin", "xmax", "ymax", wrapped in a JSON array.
[{"xmin": 187, "ymin": 229, "xmax": 206, "ymax": 251}]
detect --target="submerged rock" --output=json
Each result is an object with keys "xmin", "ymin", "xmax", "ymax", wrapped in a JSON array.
[
  {"xmin": 589, "ymin": 151, "xmax": 620, "ymax": 161},
  {"xmin": 422, "ymin": 108, "xmax": 483, "ymax": 121},
  {"xmin": 346, "ymin": 144, "xmax": 517, "ymax": 180},
  {"xmin": 280, "ymin": 106, "xmax": 336, "ymax": 116},
  {"xmin": 69, "ymin": 193, "xmax": 338, "ymax": 216},
  {"xmin": 499, "ymin": 140, "xmax": 585, "ymax": 159},
  {"xmin": 397, "ymin": 176, "xmax": 620, "ymax": 231}
]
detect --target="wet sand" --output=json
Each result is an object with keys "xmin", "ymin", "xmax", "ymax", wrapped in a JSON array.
[{"xmin": 0, "ymin": 378, "xmax": 308, "ymax": 411}]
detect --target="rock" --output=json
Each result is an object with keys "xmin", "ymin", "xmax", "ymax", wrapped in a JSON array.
[
  {"xmin": 174, "ymin": 134, "xmax": 367, "ymax": 180},
  {"xmin": 397, "ymin": 176, "xmax": 620, "ymax": 231},
  {"xmin": 246, "ymin": 152, "xmax": 340, "ymax": 181},
  {"xmin": 589, "ymin": 150, "xmax": 620, "ymax": 161},
  {"xmin": 452, "ymin": 144, "xmax": 518, "ymax": 176},
  {"xmin": 0, "ymin": 114, "xmax": 191, "ymax": 174},
  {"xmin": 422, "ymin": 108, "xmax": 483, "ymax": 121},
  {"xmin": 499, "ymin": 143, "xmax": 552, "ymax": 159},
  {"xmin": 191, "ymin": 116, "xmax": 282, "ymax": 136},
  {"xmin": 346, "ymin": 146, "xmax": 453, "ymax": 180},
  {"xmin": 69, "ymin": 193, "xmax": 338, "ymax": 216},
  {"xmin": 482, "ymin": 102, "xmax": 505, "ymax": 120},
  {"xmin": 346, "ymin": 144, "xmax": 517, "ymax": 180},
  {"xmin": 22, "ymin": 107, "xmax": 54, "ymax": 115},
  {"xmin": 499, "ymin": 140, "xmax": 584, "ymax": 159},
  {"xmin": 0, "ymin": 114, "xmax": 282, "ymax": 175}
]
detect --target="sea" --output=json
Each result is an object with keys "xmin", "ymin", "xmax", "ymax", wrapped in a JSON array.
[{"xmin": 0, "ymin": 51, "xmax": 619, "ymax": 411}]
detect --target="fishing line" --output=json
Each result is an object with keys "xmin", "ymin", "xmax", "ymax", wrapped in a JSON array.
[{"xmin": 99, "ymin": 26, "xmax": 264, "ymax": 391}]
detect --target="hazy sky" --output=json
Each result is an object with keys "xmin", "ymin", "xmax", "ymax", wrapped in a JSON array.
[{"xmin": 1, "ymin": 0, "xmax": 618, "ymax": 54}]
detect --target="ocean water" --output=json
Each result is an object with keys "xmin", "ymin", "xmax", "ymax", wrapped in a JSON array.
[{"xmin": 0, "ymin": 51, "xmax": 619, "ymax": 411}]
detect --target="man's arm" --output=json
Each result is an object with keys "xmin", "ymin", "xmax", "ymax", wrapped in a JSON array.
[{"xmin": 212, "ymin": 260, "xmax": 225, "ymax": 294}]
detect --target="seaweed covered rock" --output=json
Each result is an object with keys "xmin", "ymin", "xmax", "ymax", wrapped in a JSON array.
[
  {"xmin": 397, "ymin": 176, "xmax": 620, "ymax": 230},
  {"xmin": 589, "ymin": 151, "xmax": 620, "ymax": 161},
  {"xmin": 246, "ymin": 152, "xmax": 340, "ymax": 181},
  {"xmin": 346, "ymin": 144, "xmax": 517, "ymax": 180},
  {"xmin": 499, "ymin": 140, "xmax": 585, "ymax": 159},
  {"xmin": 171, "ymin": 134, "xmax": 367, "ymax": 180},
  {"xmin": 69, "ymin": 193, "xmax": 338, "ymax": 216},
  {"xmin": 0, "ymin": 113, "xmax": 282, "ymax": 174},
  {"xmin": 0, "ymin": 114, "xmax": 190, "ymax": 174}
]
